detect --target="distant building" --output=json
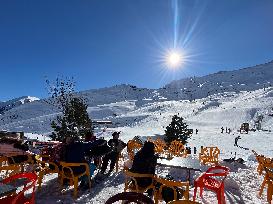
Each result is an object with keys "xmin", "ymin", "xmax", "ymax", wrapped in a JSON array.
[{"xmin": 92, "ymin": 120, "xmax": 113, "ymax": 129}]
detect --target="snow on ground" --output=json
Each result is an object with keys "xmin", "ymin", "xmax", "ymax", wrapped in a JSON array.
[
  {"xmin": 24, "ymin": 132, "xmax": 51, "ymax": 142},
  {"xmin": 31, "ymin": 88, "xmax": 273, "ymax": 203}
]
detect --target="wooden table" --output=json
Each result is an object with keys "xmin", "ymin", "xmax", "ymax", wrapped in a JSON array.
[
  {"xmin": 157, "ymin": 157, "xmax": 203, "ymax": 182},
  {"xmin": 0, "ymin": 183, "xmax": 16, "ymax": 198}
]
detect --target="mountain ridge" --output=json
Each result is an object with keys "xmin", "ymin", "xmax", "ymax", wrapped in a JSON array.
[{"xmin": 1, "ymin": 60, "xmax": 273, "ymax": 134}]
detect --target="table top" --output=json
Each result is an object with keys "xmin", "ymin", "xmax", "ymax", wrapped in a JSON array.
[
  {"xmin": 157, "ymin": 157, "xmax": 202, "ymax": 171},
  {"xmin": 0, "ymin": 183, "xmax": 17, "ymax": 197}
]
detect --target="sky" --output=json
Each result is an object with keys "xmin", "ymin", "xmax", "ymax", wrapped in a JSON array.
[{"xmin": 1, "ymin": 0, "xmax": 273, "ymax": 101}]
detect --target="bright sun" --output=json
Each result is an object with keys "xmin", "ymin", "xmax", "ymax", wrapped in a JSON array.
[{"xmin": 166, "ymin": 51, "xmax": 183, "ymax": 68}]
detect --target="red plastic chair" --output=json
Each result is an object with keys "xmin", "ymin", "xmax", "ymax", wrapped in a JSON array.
[
  {"xmin": 193, "ymin": 166, "xmax": 229, "ymax": 204},
  {"xmin": 0, "ymin": 172, "xmax": 38, "ymax": 204}
]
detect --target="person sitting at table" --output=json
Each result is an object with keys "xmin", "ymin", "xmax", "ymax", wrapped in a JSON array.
[{"xmin": 130, "ymin": 141, "xmax": 157, "ymax": 194}]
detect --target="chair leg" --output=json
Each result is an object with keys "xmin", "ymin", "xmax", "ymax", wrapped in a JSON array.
[
  {"xmin": 200, "ymin": 186, "xmax": 203, "ymax": 197},
  {"xmin": 116, "ymin": 159, "xmax": 118, "ymax": 172},
  {"xmin": 217, "ymin": 191, "xmax": 222, "ymax": 204},
  {"xmin": 193, "ymin": 186, "xmax": 198, "ymax": 201},
  {"xmin": 59, "ymin": 173, "xmax": 64, "ymax": 195},
  {"xmin": 267, "ymin": 182, "xmax": 273, "ymax": 203},
  {"xmin": 87, "ymin": 173, "xmax": 91, "ymax": 191},
  {"xmin": 154, "ymin": 191, "xmax": 159, "ymax": 204},
  {"xmin": 60, "ymin": 173, "xmax": 64, "ymax": 187},
  {"xmin": 259, "ymin": 176, "xmax": 267, "ymax": 197},
  {"xmin": 73, "ymin": 177, "xmax": 78, "ymax": 199},
  {"xmin": 221, "ymin": 189, "xmax": 226, "ymax": 204},
  {"xmin": 38, "ymin": 171, "xmax": 45, "ymax": 191},
  {"xmin": 217, "ymin": 189, "xmax": 226, "ymax": 204}
]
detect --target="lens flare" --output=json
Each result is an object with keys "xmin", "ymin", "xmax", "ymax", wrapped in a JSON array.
[{"xmin": 166, "ymin": 50, "xmax": 183, "ymax": 68}]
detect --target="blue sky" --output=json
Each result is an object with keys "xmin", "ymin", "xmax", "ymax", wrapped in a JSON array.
[{"xmin": 1, "ymin": 0, "xmax": 273, "ymax": 101}]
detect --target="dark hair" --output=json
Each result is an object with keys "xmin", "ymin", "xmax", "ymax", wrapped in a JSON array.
[
  {"xmin": 112, "ymin": 132, "xmax": 120, "ymax": 137},
  {"xmin": 140, "ymin": 141, "xmax": 155, "ymax": 156}
]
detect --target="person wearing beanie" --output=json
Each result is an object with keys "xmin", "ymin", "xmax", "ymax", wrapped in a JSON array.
[{"xmin": 100, "ymin": 131, "xmax": 126, "ymax": 174}]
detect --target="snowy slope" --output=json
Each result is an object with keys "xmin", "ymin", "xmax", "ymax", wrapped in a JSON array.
[
  {"xmin": 0, "ymin": 61, "xmax": 273, "ymax": 136},
  {"xmin": 161, "ymin": 60, "xmax": 273, "ymax": 101},
  {"xmin": 34, "ymin": 87, "xmax": 273, "ymax": 203},
  {"xmin": 1, "ymin": 61, "xmax": 273, "ymax": 203},
  {"xmin": 0, "ymin": 96, "xmax": 40, "ymax": 114}
]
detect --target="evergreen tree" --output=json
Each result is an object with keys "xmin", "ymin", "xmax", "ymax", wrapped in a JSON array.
[
  {"xmin": 164, "ymin": 115, "xmax": 191, "ymax": 144},
  {"xmin": 51, "ymin": 97, "xmax": 92, "ymax": 141},
  {"xmin": 46, "ymin": 77, "xmax": 92, "ymax": 141}
]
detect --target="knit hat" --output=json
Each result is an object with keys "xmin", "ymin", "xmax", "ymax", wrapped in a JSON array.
[{"xmin": 112, "ymin": 131, "xmax": 121, "ymax": 137}]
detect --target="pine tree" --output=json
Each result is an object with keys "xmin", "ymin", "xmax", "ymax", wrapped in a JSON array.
[
  {"xmin": 164, "ymin": 115, "xmax": 191, "ymax": 144},
  {"xmin": 51, "ymin": 97, "xmax": 92, "ymax": 141},
  {"xmin": 46, "ymin": 77, "xmax": 92, "ymax": 141}
]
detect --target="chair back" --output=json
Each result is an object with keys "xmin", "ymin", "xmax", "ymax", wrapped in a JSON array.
[
  {"xmin": 154, "ymin": 139, "xmax": 167, "ymax": 154},
  {"xmin": 124, "ymin": 170, "xmax": 155, "ymax": 193},
  {"xmin": 199, "ymin": 146, "xmax": 220, "ymax": 165},
  {"xmin": 36, "ymin": 155, "xmax": 59, "ymax": 172},
  {"xmin": 105, "ymin": 192, "xmax": 154, "ymax": 204},
  {"xmin": 127, "ymin": 140, "xmax": 143, "ymax": 160},
  {"xmin": 203, "ymin": 166, "xmax": 229, "ymax": 187},
  {"xmin": 59, "ymin": 161, "xmax": 90, "ymax": 177},
  {"xmin": 0, "ymin": 164, "xmax": 21, "ymax": 178},
  {"xmin": 168, "ymin": 140, "xmax": 187, "ymax": 157},
  {"xmin": 154, "ymin": 176, "xmax": 189, "ymax": 204},
  {"xmin": 1, "ymin": 172, "xmax": 37, "ymax": 204},
  {"xmin": 255, "ymin": 155, "xmax": 272, "ymax": 175},
  {"xmin": 59, "ymin": 161, "xmax": 91, "ymax": 198}
]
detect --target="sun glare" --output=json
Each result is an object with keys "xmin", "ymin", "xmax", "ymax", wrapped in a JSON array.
[{"xmin": 166, "ymin": 51, "xmax": 183, "ymax": 68}]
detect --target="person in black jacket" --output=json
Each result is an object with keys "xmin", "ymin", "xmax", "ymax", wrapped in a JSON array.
[
  {"xmin": 130, "ymin": 141, "xmax": 157, "ymax": 189},
  {"xmin": 86, "ymin": 138, "xmax": 112, "ymax": 167},
  {"xmin": 62, "ymin": 137, "xmax": 97, "ymax": 188},
  {"xmin": 100, "ymin": 131, "xmax": 126, "ymax": 174}
]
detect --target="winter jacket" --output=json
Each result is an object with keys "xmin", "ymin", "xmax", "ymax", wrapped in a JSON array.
[
  {"xmin": 87, "ymin": 139, "xmax": 112, "ymax": 157},
  {"xmin": 108, "ymin": 139, "xmax": 126, "ymax": 153},
  {"xmin": 130, "ymin": 150, "xmax": 157, "ymax": 188},
  {"xmin": 63, "ymin": 141, "xmax": 96, "ymax": 174}
]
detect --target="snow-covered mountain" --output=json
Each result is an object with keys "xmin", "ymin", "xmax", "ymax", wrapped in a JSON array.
[
  {"xmin": 0, "ymin": 60, "xmax": 273, "ymax": 135},
  {"xmin": 160, "ymin": 60, "xmax": 273, "ymax": 101},
  {"xmin": 1, "ymin": 61, "xmax": 273, "ymax": 204},
  {"xmin": 0, "ymin": 96, "xmax": 39, "ymax": 114}
]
